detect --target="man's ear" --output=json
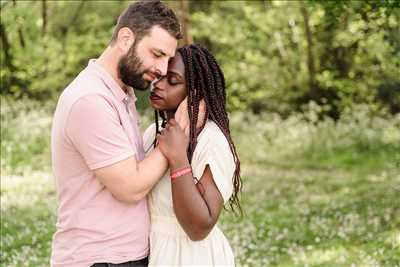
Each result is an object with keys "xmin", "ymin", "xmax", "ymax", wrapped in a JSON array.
[{"xmin": 116, "ymin": 27, "xmax": 135, "ymax": 53}]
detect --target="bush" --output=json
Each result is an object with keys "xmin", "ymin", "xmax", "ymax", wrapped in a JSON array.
[
  {"xmin": 231, "ymin": 102, "xmax": 400, "ymax": 169},
  {"xmin": 1, "ymin": 97, "xmax": 54, "ymax": 175}
]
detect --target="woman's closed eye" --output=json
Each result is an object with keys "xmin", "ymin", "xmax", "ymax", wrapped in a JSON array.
[{"xmin": 168, "ymin": 75, "xmax": 181, "ymax": 85}]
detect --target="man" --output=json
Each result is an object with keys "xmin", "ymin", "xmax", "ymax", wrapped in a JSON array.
[{"xmin": 50, "ymin": 1, "xmax": 182, "ymax": 266}]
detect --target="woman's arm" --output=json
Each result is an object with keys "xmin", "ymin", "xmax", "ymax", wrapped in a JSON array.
[
  {"xmin": 157, "ymin": 119, "xmax": 224, "ymax": 241},
  {"xmin": 171, "ymin": 159, "xmax": 224, "ymax": 241}
]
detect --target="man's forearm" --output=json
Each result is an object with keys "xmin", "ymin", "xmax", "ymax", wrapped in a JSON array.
[
  {"xmin": 95, "ymin": 146, "xmax": 168, "ymax": 204},
  {"xmin": 130, "ymin": 147, "xmax": 169, "ymax": 199}
]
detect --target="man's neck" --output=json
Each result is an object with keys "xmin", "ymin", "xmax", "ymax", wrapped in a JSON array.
[{"xmin": 97, "ymin": 46, "xmax": 126, "ymax": 90}]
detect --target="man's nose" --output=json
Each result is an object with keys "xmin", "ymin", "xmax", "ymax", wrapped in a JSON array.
[{"xmin": 155, "ymin": 58, "xmax": 169, "ymax": 77}]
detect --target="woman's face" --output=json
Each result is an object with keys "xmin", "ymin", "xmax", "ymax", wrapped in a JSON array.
[{"xmin": 149, "ymin": 52, "xmax": 187, "ymax": 111}]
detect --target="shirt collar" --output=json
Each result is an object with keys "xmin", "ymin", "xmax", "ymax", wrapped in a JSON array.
[{"xmin": 87, "ymin": 59, "xmax": 137, "ymax": 103}]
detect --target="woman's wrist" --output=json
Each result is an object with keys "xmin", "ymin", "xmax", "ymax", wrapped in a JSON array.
[
  {"xmin": 169, "ymin": 153, "xmax": 190, "ymax": 171},
  {"xmin": 170, "ymin": 166, "xmax": 192, "ymax": 180}
]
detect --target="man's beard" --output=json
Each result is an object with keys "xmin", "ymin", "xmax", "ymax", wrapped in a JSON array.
[{"xmin": 118, "ymin": 43, "xmax": 150, "ymax": 91}]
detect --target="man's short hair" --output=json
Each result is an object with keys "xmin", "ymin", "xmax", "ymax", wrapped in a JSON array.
[{"xmin": 110, "ymin": 0, "xmax": 182, "ymax": 44}]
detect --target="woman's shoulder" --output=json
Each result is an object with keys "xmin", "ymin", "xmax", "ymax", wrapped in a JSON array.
[
  {"xmin": 194, "ymin": 120, "xmax": 233, "ymax": 161},
  {"xmin": 192, "ymin": 120, "xmax": 236, "ymax": 203},
  {"xmin": 199, "ymin": 120, "xmax": 229, "ymax": 146}
]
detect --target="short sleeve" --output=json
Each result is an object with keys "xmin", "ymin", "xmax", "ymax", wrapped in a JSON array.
[
  {"xmin": 192, "ymin": 125, "xmax": 235, "ymax": 203},
  {"xmin": 66, "ymin": 94, "xmax": 136, "ymax": 170}
]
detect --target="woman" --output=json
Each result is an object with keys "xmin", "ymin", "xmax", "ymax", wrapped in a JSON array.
[{"xmin": 143, "ymin": 44, "xmax": 242, "ymax": 266}]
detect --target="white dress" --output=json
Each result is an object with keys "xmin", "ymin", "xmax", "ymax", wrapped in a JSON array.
[{"xmin": 143, "ymin": 120, "xmax": 236, "ymax": 266}]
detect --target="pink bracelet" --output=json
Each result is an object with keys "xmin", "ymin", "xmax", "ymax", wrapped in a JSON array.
[{"xmin": 170, "ymin": 167, "xmax": 192, "ymax": 180}]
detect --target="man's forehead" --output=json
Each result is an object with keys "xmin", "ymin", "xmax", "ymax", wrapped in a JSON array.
[
  {"xmin": 142, "ymin": 26, "xmax": 177, "ymax": 57},
  {"xmin": 153, "ymin": 47, "xmax": 176, "ymax": 58}
]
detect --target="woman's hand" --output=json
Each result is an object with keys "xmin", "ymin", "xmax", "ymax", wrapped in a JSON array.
[
  {"xmin": 175, "ymin": 97, "xmax": 206, "ymax": 137},
  {"xmin": 157, "ymin": 119, "xmax": 189, "ymax": 167},
  {"xmin": 175, "ymin": 97, "xmax": 190, "ymax": 136}
]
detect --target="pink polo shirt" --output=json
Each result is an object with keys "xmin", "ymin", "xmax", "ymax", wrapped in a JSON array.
[{"xmin": 51, "ymin": 60, "xmax": 148, "ymax": 267}]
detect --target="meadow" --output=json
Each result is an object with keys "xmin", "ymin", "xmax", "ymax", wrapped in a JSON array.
[{"xmin": 1, "ymin": 97, "xmax": 399, "ymax": 267}]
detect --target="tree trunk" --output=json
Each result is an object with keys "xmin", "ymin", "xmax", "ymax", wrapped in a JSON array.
[
  {"xmin": 301, "ymin": 4, "xmax": 317, "ymax": 98},
  {"xmin": 42, "ymin": 0, "xmax": 49, "ymax": 79},
  {"xmin": 42, "ymin": 0, "xmax": 47, "ymax": 37},
  {"xmin": 12, "ymin": 0, "xmax": 25, "ymax": 48},
  {"xmin": 178, "ymin": 0, "xmax": 193, "ymax": 45},
  {"xmin": 61, "ymin": 1, "xmax": 85, "ymax": 67},
  {"xmin": 0, "ymin": 22, "xmax": 20, "ymax": 95},
  {"xmin": 0, "ymin": 22, "xmax": 14, "ymax": 72}
]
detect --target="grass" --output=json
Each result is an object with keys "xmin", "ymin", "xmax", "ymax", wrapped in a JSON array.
[
  {"xmin": 220, "ymin": 154, "xmax": 400, "ymax": 266},
  {"xmin": 1, "ymin": 173, "xmax": 56, "ymax": 267},
  {"xmin": 1, "ymin": 98, "xmax": 399, "ymax": 266}
]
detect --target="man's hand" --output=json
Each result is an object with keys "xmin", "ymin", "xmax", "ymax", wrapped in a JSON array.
[
  {"xmin": 175, "ymin": 97, "xmax": 207, "ymax": 136},
  {"xmin": 157, "ymin": 119, "xmax": 189, "ymax": 167}
]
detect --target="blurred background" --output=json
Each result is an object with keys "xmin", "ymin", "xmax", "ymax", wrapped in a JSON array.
[{"xmin": 1, "ymin": 1, "xmax": 399, "ymax": 266}]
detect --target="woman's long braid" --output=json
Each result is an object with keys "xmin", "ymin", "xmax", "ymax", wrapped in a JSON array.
[
  {"xmin": 195, "ymin": 48, "xmax": 242, "ymax": 212},
  {"xmin": 155, "ymin": 110, "xmax": 160, "ymax": 135},
  {"xmin": 178, "ymin": 44, "xmax": 242, "ymax": 213},
  {"xmin": 152, "ymin": 110, "xmax": 167, "ymax": 149},
  {"xmin": 201, "ymin": 50, "xmax": 241, "ymax": 208}
]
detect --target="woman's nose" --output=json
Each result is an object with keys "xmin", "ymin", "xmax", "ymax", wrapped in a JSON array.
[{"xmin": 154, "ymin": 76, "xmax": 167, "ymax": 90}]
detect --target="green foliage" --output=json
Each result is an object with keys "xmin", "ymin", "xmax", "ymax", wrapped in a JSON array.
[
  {"xmin": 231, "ymin": 101, "xmax": 400, "ymax": 167},
  {"xmin": 1, "ymin": 0, "xmax": 124, "ymax": 98},
  {"xmin": 1, "ymin": 2, "xmax": 399, "ymax": 265},
  {"xmin": 190, "ymin": 1, "xmax": 400, "ymax": 115},
  {"xmin": 1, "ymin": 0, "xmax": 399, "ymax": 116}
]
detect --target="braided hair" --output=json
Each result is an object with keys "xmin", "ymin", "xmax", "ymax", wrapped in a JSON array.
[{"xmin": 154, "ymin": 44, "xmax": 242, "ymax": 213}]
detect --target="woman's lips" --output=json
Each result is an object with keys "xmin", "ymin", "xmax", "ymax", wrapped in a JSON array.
[{"xmin": 150, "ymin": 92, "xmax": 163, "ymax": 101}]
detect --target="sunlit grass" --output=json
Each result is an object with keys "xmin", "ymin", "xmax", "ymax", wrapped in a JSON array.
[
  {"xmin": 1, "ymin": 173, "xmax": 56, "ymax": 267},
  {"xmin": 219, "ymin": 164, "xmax": 400, "ymax": 266},
  {"xmin": 1, "ymin": 98, "xmax": 399, "ymax": 266}
]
